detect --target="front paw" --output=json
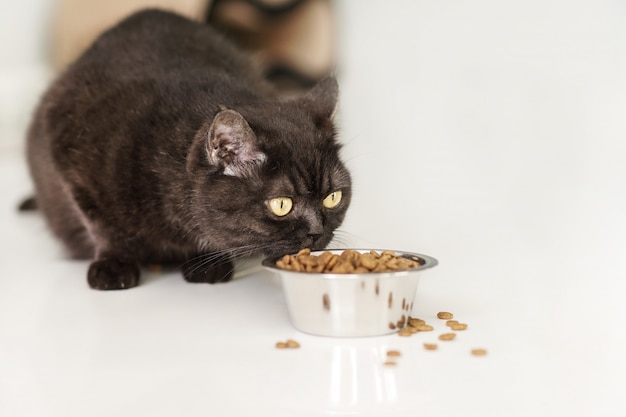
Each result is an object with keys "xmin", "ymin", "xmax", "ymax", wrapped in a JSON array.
[
  {"xmin": 87, "ymin": 259, "xmax": 140, "ymax": 290},
  {"xmin": 182, "ymin": 259, "xmax": 234, "ymax": 284}
]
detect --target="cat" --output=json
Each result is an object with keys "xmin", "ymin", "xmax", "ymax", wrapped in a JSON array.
[{"xmin": 25, "ymin": 9, "xmax": 352, "ymax": 290}]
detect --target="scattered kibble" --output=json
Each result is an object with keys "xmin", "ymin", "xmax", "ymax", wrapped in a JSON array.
[
  {"xmin": 471, "ymin": 348, "xmax": 488, "ymax": 356},
  {"xmin": 274, "ymin": 311, "xmax": 487, "ymax": 364},
  {"xmin": 286, "ymin": 339, "xmax": 300, "ymax": 348},
  {"xmin": 438, "ymin": 333, "xmax": 456, "ymax": 341},
  {"xmin": 407, "ymin": 317, "xmax": 426, "ymax": 327},
  {"xmin": 275, "ymin": 339, "xmax": 300, "ymax": 349}
]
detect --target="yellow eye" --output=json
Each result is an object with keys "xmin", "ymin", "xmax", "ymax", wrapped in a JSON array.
[
  {"xmin": 323, "ymin": 191, "xmax": 342, "ymax": 209},
  {"xmin": 269, "ymin": 197, "xmax": 293, "ymax": 216}
]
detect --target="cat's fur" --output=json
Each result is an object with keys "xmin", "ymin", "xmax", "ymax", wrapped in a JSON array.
[{"xmin": 26, "ymin": 9, "xmax": 351, "ymax": 290}]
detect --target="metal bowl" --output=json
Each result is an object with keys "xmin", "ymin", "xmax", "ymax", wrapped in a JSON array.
[{"xmin": 262, "ymin": 249, "xmax": 438, "ymax": 337}]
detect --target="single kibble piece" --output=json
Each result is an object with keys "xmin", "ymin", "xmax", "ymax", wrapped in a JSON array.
[
  {"xmin": 437, "ymin": 312, "xmax": 454, "ymax": 320},
  {"xmin": 297, "ymin": 248, "xmax": 311, "ymax": 256},
  {"xmin": 415, "ymin": 324, "xmax": 434, "ymax": 332},
  {"xmin": 383, "ymin": 361, "xmax": 397, "ymax": 366},
  {"xmin": 398, "ymin": 329, "xmax": 412, "ymax": 337},
  {"xmin": 423, "ymin": 343, "xmax": 438, "ymax": 350},
  {"xmin": 445, "ymin": 320, "xmax": 459, "ymax": 327},
  {"xmin": 387, "ymin": 350, "xmax": 402, "ymax": 357},
  {"xmin": 407, "ymin": 317, "xmax": 426, "ymax": 327},
  {"xmin": 451, "ymin": 323, "xmax": 468, "ymax": 331},
  {"xmin": 286, "ymin": 339, "xmax": 300, "ymax": 348},
  {"xmin": 275, "ymin": 342, "xmax": 288, "ymax": 349},
  {"xmin": 471, "ymin": 348, "xmax": 488, "ymax": 356},
  {"xmin": 438, "ymin": 333, "xmax": 456, "ymax": 341}
]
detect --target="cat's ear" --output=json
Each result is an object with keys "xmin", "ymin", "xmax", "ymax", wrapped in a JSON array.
[
  {"xmin": 208, "ymin": 109, "xmax": 266, "ymax": 177},
  {"xmin": 303, "ymin": 76, "xmax": 339, "ymax": 120},
  {"xmin": 187, "ymin": 110, "xmax": 265, "ymax": 177}
]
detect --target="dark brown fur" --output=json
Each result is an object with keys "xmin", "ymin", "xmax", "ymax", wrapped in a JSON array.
[{"xmin": 26, "ymin": 9, "xmax": 351, "ymax": 290}]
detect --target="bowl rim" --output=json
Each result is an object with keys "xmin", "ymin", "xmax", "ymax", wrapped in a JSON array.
[{"xmin": 261, "ymin": 248, "xmax": 438, "ymax": 278}]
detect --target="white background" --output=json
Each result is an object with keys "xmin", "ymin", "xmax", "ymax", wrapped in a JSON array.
[{"xmin": 1, "ymin": 0, "xmax": 625, "ymax": 416}]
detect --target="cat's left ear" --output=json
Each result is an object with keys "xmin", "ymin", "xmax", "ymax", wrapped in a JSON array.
[
  {"xmin": 303, "ymin": 76, "xmax": 339, "ymax": 120},
  {"xmin": 187, "ymin": 109, "xmax": 265, "ymax": 177},
  {"xmin": 208, "ymin": 109, "xmax": 266, "ymax": 177}
]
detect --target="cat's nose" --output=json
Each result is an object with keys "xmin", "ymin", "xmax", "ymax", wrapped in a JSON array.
[{"xmin": 307, "ymin": 233, "xmax": 323, "ymax": 244}]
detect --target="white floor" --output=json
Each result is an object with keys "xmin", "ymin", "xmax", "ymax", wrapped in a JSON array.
[{"xmin": 2, "ymin": 1, "xmax": 626, "ymax": 416}]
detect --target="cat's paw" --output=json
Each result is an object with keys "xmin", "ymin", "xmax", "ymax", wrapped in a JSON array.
[
  {"xmin": 87, "ymin": 259, "xmax": 140, "ymax": 290},
  {"xmin": 182, "ymin": 260, "xmax": 234, "ymax": 284}
]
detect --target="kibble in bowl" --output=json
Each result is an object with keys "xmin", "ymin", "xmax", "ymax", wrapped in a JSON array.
[{"xmin": 262, "ymin": 249, "xmax": 438, "ymax": 337}]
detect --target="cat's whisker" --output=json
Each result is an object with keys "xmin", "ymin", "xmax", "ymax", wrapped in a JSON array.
[
  {"xmin": 179, "ymin": 241, "xmax": 276, "ymax": 277},
  {"xmin": 328, "ymin": 230, "xmax": 355, "ymax": 248}
]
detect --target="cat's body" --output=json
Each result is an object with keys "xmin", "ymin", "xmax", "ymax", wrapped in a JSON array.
[{"xmin": 26, "ymin": 9, "xmax": 351, "ymax": 290}]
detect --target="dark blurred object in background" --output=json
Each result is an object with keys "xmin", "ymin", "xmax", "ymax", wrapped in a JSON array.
[
  {"xmin": 208, "ymin": 0, "xmax": 334, "ymax": 95},
  {"xmin": 52, "ymin": 0, "xmax": 334, "ymax": 96}
]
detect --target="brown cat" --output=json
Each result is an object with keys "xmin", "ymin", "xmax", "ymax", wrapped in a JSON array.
[{"xmin": 25, "ymin": 9, "xmax": 351, "ymax": 290}]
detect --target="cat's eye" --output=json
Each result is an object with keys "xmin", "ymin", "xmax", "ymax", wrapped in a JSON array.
[
  {"xmin": 323, "ymin": 191, "xmax": 343, "ymax": 209},
  {"xmin": 269, "ymin": 197, "xmax": 293, "ymax": 217}
]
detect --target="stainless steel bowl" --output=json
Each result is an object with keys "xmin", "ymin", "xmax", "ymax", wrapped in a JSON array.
[{"xmin": 262, "ymin": 249, "xmax": 438, "ymax": 337}]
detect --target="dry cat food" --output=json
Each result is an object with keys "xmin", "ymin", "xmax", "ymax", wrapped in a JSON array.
[
  {"xmin": 275, "ymin": 248, "xmax": 421, "ymax": 273},
  {"xmin": 398, "ymin": 328, "xmax": 413, "ymax": 337},
  {"xmin": 383, "ymin": 349, "xmax": 402, "ymax": 366},
  {"xmin": 275, "ymin": 339, "xmax": 300, "ymax": 349},
  {"xmin": 407, "ymin": 317, "xmax": 426, "ymax": 327},
  {"xmin": 438, "ymin": 333, "xmax": 456, "ymax": 341},
  {"xmin": 391, "ymin": 312, "xmax": 487, "ymax": 359},
  {"xmin": 437, "ymin": 311, "xmax": 454, "ymax": 320},
  {"xmin": 396, "ymin": 316, "xmax": 433, "ymax": 337}
]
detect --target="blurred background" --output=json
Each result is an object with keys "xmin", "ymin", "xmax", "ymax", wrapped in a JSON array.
[
  {"xmin": 0, "ymin": 0, "xmax": 53, "ymax": 149},
  {"xmin": 0, "ymin": 0, "xmax": 336, "ymax": 150},
  {"xmin": 2, "ymin": 1, "xmax": 626, "ymax": 416}
]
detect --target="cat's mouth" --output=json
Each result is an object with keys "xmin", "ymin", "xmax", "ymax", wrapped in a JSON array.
[{"xmin": 262, "ymin": 235, "xmax": 331, "ymax": 258}]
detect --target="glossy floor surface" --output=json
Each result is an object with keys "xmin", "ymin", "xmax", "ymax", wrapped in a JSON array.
[{"xmin": 2, "ymin": 1, "xmax": 626, "ymax": 416}]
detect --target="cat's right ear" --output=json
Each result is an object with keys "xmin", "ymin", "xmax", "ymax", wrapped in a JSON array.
[
  {"xmin": 303, "ymin": 76, "xmax": 339, "ymax": 120},
  {"xmin": 187, "ymin": 110, "xmax": 266, "ymax": 177}
]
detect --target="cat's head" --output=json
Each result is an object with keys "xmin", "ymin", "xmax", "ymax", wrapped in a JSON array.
[{"xmin": 187, "ymin": 77, "xmax": 352, "ymax": 257}]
